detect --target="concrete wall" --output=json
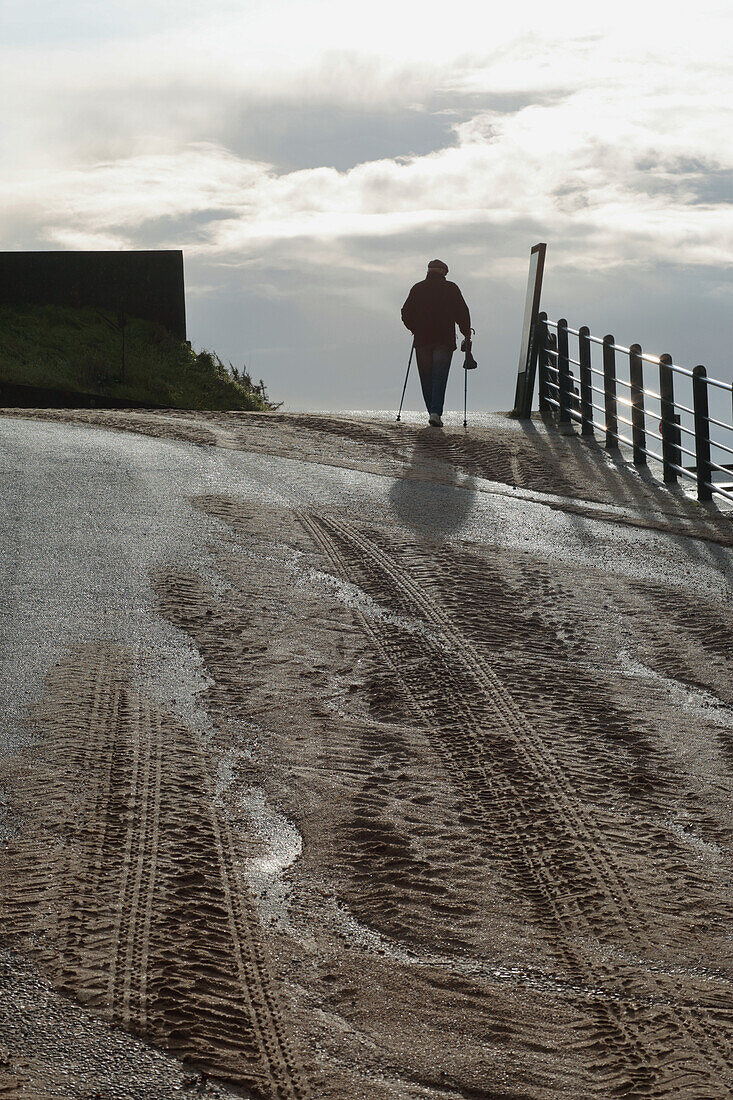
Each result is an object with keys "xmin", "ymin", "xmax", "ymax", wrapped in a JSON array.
[{"xmin": 0, "ymin": 251, "xmax": 186, "ymax": 340}]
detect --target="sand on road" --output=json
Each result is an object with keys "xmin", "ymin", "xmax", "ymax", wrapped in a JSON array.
[{"xmin": 2, "ymin": 409, "xmax": 733, "ymax": 1099}]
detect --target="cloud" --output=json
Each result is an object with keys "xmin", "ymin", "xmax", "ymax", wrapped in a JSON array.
[
  {"xmin": 5, "ymin": 78, "xmax": 732, "ymax": 272},
  {"xmin": 2, "ymin": 0, "xmax": 733, "ymax": 409}
]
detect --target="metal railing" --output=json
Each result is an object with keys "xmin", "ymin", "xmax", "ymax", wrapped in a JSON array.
[{"xmin": 537, "ymin": 312, "xmax": 733, "ymax": 505}]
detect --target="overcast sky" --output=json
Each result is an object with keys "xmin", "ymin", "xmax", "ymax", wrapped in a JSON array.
[{"xmin": 3, "ymin": 0, "xmax": 732, "ymax": 411}]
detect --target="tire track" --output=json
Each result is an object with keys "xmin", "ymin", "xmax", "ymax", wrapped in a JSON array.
[
  {"xmin": 298, "ymin": 511, "xmax": 733, "ymax": 1096},
  {"xmin": 0, "ymin": 642, "xmax": 308, "ymax": 1100},
  {"xmin": 108, "ymin": 692, "xmax": 163, "ymax": 1033}
]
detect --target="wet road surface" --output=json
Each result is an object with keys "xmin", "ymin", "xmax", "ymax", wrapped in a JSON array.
[{"xmin": 2, "ymin": 410, "xmax": 733, "ymax": 1098}]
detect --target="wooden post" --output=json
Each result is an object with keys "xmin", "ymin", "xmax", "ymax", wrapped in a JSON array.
[
  {"xmin": 659, "ymin": 354, "xmax": 677, "ymax": 483},
  {"xmin": 602, "ymin": 335, "xmax": 618, "ymax": 448},
  {"xmin": 629, "ymin": 343, "xmax": 646, "ymax": 465},
  {"xmin": 537, "ymin": 312, "xmax": 550, "ymax": 412},
  {"xmin": 578, "ymin": 325, "xmax": 593, "ymax": 436},
  {"xmin": 557, "ymin": 318, "xmax": 571, "ymax": 426},
  {"xmin": 693, "ymin": 365, "xmax": 713, "ymax": 501}
]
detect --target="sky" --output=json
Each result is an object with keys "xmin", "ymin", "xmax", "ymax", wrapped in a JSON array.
[{"xmin": 2, "ymin": 0, "xmax": 733, "ymax": 411}]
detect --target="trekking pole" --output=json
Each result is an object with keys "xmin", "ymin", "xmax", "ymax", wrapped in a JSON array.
[
  {"xmin": 462, "ymin": 328, "xmax": 475, "ymax": 428},
  {"xmin": 396, "ymin": 341, "xmax": 415, "ymax": 422},
  {"xmin": 463, "ymin": 366, "xmax": 468, "ymax": 428}
]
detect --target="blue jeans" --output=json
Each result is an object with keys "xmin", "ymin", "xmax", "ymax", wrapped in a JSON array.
[{"xmin": 416, "ymin": 345, "xmax": 453, "ymax": 416}]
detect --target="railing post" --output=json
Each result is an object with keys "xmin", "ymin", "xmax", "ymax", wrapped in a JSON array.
[
  {"xmin": 693, "ymin": 365, "xmax": 713, "ymax": 501},
  {"xmin": 602, "ymin": 335, "xmax": 618, "ymax": 448},
  {"xmin": 578, "ymin": 325, "xmax": 593, "ymax": 436},
  {"xmin": 629, "ymin": 343, "xmax": 646, "ymax": 465},
  {"xmin": 557, "ymin": 318, "xmax": 571, "ymax": 427},
  {"xmin": 672, "ymin": 416, "xmax": 682, "ymax": 478},
  {"xmin": 537, "ymin": 312, "xmax": 550, "ymax": 413},
  {"xmin": 659, "ymin": 353, "xmax": 678, "ymax": 483}
]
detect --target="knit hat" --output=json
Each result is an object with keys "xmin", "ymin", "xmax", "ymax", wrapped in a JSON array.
[{"xmin": 427, "ymin": 258, "xmax": 449, "ymax": 274}]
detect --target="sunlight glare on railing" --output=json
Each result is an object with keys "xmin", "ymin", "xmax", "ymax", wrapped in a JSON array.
[{"xmin": 537, "ymin": 311, "xmax": 733, "ymax": 506}]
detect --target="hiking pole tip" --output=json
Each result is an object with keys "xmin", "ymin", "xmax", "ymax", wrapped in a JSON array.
[{"xmin": 396, "ymin": 341, "xmax": 414, "ymax": 423}]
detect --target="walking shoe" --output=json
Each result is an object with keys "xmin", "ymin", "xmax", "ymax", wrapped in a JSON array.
[{"xmin": 428, "ymin": 413, "xmax": 443, "ymax": 427}]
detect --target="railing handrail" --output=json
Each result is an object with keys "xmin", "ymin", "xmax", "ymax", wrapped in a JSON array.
[
  {"xmin": 536, "ymin": 312, "xmax": 733, "ymax": 507},
  {"xmin": 544, "ymin": 318, "xmax": 731, "ymax": 392}
]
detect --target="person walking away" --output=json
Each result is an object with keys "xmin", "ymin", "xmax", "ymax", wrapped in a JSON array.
[{"xmin": 400, "ymin": 259, "xmax": 472, "ymax": 427}]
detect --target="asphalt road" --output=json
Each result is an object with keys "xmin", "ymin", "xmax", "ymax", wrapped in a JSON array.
[
  {"xmin": 3, "ymin": 414, "xmax": 730, "ymax": 762},
  {"xmin": 2, "ymin": 411, "xmax": 733, "ymax": 1098}
]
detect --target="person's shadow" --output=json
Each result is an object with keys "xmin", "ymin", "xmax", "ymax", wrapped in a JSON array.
[{"xmin": 388, "ymin": 428, "xmax": 477, "ymax": 540}]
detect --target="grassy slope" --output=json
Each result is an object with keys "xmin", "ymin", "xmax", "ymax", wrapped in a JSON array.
[{"xmin": 0, "ymin": 305, "xmax": 272, "ymax": 411}]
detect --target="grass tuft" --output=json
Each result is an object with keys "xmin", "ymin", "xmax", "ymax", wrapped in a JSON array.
[{"xmin": 0, "ymin": 304, "xmax": 276, "ymax": 410}]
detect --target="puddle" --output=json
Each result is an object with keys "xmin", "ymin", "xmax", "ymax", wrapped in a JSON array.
[
  {"xmin": 236, "ymin": 788, "xmax": 302, "ymax": 930},
  {"xmin": 214, "ymin": 749, "xmax": 302, "ymax": 932},
  {"xmin": 232, "ymin": 535, "xmax": 450, "ymax": 647},
  {"xmin": 301, "ymin": 565, "xmax": 448, "ymax": 647}
]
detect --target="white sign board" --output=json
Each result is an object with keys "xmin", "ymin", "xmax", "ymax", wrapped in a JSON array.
[
  {"xmin": 511, "ymin": 243, "xmax": 547, "ymax": 417},
  {"xmin": 517, "ymin": 243, "xmax": 546, "ymax": 375}
]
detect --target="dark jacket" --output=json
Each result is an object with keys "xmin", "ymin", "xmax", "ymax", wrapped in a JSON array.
[{"xmin": 401, "ymin": 272, "xmax": 471, "ymax": 350}]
